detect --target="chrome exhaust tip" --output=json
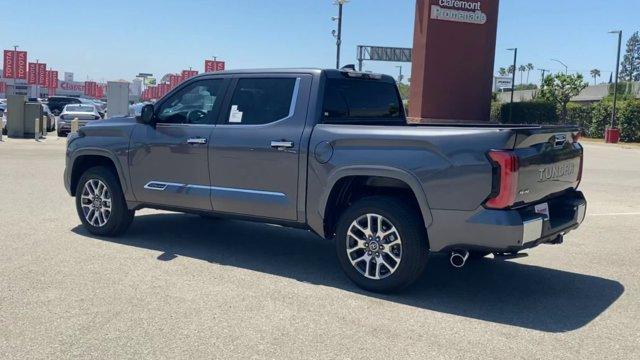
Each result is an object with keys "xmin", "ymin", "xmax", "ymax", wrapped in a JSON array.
[{"xmin": 450, "ymin": 250, "xmax": 469, "ymax": 268}]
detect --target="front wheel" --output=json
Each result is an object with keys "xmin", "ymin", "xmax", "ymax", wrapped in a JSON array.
[
  {"xmin": 75, "ymin": 166, "xmax": 134, "ymax": 236},
  {"xmin": 335, "ymin": 196, "xmax": 429, "ymax": 293}
]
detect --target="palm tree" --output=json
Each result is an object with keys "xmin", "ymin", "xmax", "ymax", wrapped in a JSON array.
[
  {"xmin": 518, "ymin": 65, "xmax": 527, "ymax": 85},
  {"xmin": 498, "ymin": 67, "xmax": 507, "ymax": 76},
  {"xmin": 590, "ymin": 69, "xmax": 601, "ymax": 85},
  {"xmin": 507, "ymin": 65, "xmax": 515, "ymax": 75},
  {"xmin": 526, "ymin": 63, "xmax": 535, "ymax": 84}
]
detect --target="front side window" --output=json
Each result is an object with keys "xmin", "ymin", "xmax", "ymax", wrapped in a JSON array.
[
  {"xmin": 157, "ymin": 79, "xmax": 223, "ymax": 124},
  {"xmin": 224, "ymin": 78, "xmax": 297, "ymax": 125}
]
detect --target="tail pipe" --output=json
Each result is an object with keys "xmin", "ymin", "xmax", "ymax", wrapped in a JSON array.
[{"xmin": 450, "ymin": 250, "xmax": 469, "ymax": 268}]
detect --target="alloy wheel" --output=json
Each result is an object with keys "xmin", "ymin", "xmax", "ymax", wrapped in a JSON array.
[
  {"xmin": 80, "ymin": 179, "xmax": 112, "ymax": 227},
  {"xmin": 346, "ymin": 213, "xmax": 403, "ymax": 280}
]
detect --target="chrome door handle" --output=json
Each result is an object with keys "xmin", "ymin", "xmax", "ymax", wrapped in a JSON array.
[
  {"xmin": 271, "ymin": 140, "xmax": 294, "ymax": 149},
  {"xmin": 187, "ymin": 137, "xmax": 208, "ymax": 145}
]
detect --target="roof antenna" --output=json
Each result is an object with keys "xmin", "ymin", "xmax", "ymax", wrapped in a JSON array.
[{"xmin": 340, "ymin": 64, "xmax": 356, "ymax": 71}]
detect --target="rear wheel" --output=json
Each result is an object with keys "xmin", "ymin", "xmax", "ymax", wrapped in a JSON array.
[
  {"xmin": 75, "ymin": 166, "xmax": 134, "ymax": 236},
  {"xmin": 335, "ymin": 196, "xmax": 429, "ymax": 293}
]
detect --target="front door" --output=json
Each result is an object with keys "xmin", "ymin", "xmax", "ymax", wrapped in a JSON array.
[
  {"xmin": 210, "ymin": 74, "xmax": 311, "ymax": 221},
  {"xmin": 129, "ymin": 77, "xmax": 229, "ymax": 210}
]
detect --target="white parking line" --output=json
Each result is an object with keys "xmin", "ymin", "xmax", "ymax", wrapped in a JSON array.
[{"xmin": 589, "ymin": 212, "xmax": 640, "ymax": 216}]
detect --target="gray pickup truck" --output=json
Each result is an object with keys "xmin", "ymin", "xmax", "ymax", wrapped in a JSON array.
[{"xmin": 64, "ymin": 68, "xmax": 586, "ymax": 292}]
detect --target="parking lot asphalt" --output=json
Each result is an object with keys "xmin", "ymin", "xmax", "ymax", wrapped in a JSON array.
[{"xmin": 1, "ymin": 137, "xmax": 639, "ymax": 359}]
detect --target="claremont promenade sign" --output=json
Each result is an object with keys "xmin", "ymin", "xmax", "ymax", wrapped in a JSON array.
[{"xmin": 409, "ymin": 0, "xmax": 499, "ymax": 122}]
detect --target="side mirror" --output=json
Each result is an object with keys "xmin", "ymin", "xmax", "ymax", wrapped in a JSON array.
[{"xmin": 137, "ymin": 104, "xmax": 156, "ymax": 125}]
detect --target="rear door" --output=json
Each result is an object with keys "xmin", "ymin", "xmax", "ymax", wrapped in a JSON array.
[
  {"xmin": 129, "ymin": 77, "xmax": 230, "ymax": 210},
  {"xmin": 210, "ymin": 74, "xmax": 312, "ymax": 221}
]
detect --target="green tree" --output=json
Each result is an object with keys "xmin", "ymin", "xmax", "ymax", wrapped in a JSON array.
[
  {"xmin": 507, "ymin": 65, "xmax": 515, "ymax": 75},
  {"xmin": 518, "ymin": 65, "xmax": 527, "ymax": 84},
  {"xmin": 526, "ymin": 63, "xmax": 534, "ymax": 84},
  {"xmin": 397, "ymin": 82, "xmax": 410, "ymax": 100},
  {"xmin": 538, "ymin": 73, "xmax": 589, "ymax": 123},
  {"xmin": 590, "ymin": 69, "xmax": 601, "ymax": 85},
  {"xmin": 620, "ymin": 31, "xmax": 640, "ymax": 82},
  {"xmin": 498, "ymin": 67, "xmax": 507, "ymax": 76}
]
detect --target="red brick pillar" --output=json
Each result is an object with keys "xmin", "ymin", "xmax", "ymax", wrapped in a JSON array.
[{"xmin": 408, "ymin": 0, "xmax": 500, "ymax": 123}]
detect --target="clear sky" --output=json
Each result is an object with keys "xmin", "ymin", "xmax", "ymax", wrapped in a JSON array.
[{"xmin": 1, "ymin": 0, "xmax": 638, "ymax": 84}]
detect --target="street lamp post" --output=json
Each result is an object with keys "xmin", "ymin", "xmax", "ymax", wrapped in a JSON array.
[
  {"xmin": 538, "ymin": 68, "xmax": 549, "ymax": 86},
  {"xmin": 507, "ymin": 48, "xmax": 517, "ymax": 123},
  {"xmin": 332, "ymin": 0, "xmax": 349, "ymax": 69},
  {"xmin": 550, "ymin": 58, "xmax": 568, "ymax": 75},
  {"xmin": 395, "ymin": 65, "xmax": 403, "ymax": 83},
  {"xmin": 608, "ymin": 30, "xmax": 623, "ymax": 140}
]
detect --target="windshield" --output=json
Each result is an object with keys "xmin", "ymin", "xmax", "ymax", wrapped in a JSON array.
[{"xmin": 65, "ymin": 105, "xmax": 95, "ymax": 113}]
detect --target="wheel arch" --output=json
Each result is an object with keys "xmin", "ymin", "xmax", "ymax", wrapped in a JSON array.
[
  {"xmin": 317, "ymin": 166, "xmax": 433, "ymax": 241},
  {"xmin": 69, "ymin": 149, "xmax": 127, "ymax": 197}
]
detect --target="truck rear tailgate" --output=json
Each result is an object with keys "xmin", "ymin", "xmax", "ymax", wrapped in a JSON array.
[{"xmin": 511, "ymin": 126, "xmax": 582, "ymax": 207}]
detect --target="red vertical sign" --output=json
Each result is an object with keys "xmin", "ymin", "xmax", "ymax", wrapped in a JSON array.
[
  {"xmin": 181, "ymin": 70, "xmax": 198, "ymax": 81},
  {"xmin": 205, "ymin": 60, "xmax": 226, "ymax": 72},
  {"xmin": 16, "ymin": 51, "xmax": 27, "ymax": 80},
  {"xmin": 3, "ymin": 50, "xmax": 14, "ymax": 78},
  {"xmin": 44, "ymin": 70, "xmax": 51, "ymax": 88},
  {"xmin": 37, "ymin": 63, "xmax": 47, "ymax": 86},
  {"xmin": 50, "ymin": 70, "xmax": 59, "ymax": 89},
  {"xmin": 28, "ymin": 63, "xmax": 38, "ymax": 84},
  {"xmin": 169, "ymin": 74, "xmax": 180, "ymax": 88}
]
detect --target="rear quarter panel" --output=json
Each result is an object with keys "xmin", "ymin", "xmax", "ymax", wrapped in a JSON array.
[{"xmin": 307, "ymin": 124, "xmax": 516, "ymax": 238}]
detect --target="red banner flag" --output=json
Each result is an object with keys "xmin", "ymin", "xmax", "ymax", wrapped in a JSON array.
[
  {"xmin": 169, "ymin": 74, "xmax": 181, "ymax": 88},
  {"xmin": 181, "ymin": 70, "xmax": 198, "ymax": 81},
  {"xmin": 37, "ymin": 63, "xmax": 47, "ymax": 86},
  {"xmin": 96, "ymin": 84, "xmax": 104, "ymax": 99},
  {"xmin": 28, "ymin": 62, "xmax": 38, "ymax": 85},
  {"xmin": 44, "ymin": 70, "xmax": 51, "ymax": 88},
  {"xmin": 205, "ymin": 60, "xmax": 226, "ymax": 73},
  {"xmin": 16, "ymin": 51, "xmax": 27, "ymax": 80},
  {"xmin": 3, "ymin": 50, "xmax": 14, "ymax": 78},
  {"xmin": 50, "ymin": 70, "xmax": 59, "ymax": 89}
]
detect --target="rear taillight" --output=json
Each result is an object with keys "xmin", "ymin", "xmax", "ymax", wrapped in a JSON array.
[
  {"xmin": 577, "ymin": 148, "xmax": 584, "ymax": 187},
  {"xmin": 485, "ymin": 150, "xmax": 519, "ymax": 209}
]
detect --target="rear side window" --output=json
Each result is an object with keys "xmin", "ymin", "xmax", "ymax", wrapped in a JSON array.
[
  {"xmin": 224, "ymin": 78, "xmax": 297, "ymax": 125},
  {"xmin": 322, "ymin": 78, "xmax": 403, "ymax": 124}
]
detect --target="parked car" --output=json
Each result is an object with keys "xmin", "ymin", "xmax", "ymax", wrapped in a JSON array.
[
  {"xmin": 47, "ymin": 96, "xmax": 82, "ymax": 116},
  {"xmin": 64, "ymin": 68, "xmax": 587, "ymax": 292},
  {"xmin": 80, "ymin": 98, "xmax": 106, "ymax": 118},
  {"xmin": 57, "ymin": 104, "xmax": 102, "ymax": 136}
]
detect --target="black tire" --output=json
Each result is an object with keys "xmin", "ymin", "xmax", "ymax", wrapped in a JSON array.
[
  {"xmin": 75, "ymin": 166, "xmax": 134, "ymax": 237},
  {"xmin": 335, "ymin": 196, "xmax": 429, "ymax": 293}
]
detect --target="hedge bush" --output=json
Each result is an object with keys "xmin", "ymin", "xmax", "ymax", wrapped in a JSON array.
[
  {"xmin": 566, "ymin": 102, "xmax": 592, "ymax": 130},
  {"xmin": 499, "ymin": 101, "xmax": 557, "ymax": 124},
  {"xmin": 589, "ymin": 101, "xmax": 611, "ymax": 139},
  {"xmin": 619, "ymin": 100, "xmax": 640, "ymax": 142}
]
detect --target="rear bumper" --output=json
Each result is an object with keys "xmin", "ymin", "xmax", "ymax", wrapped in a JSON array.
[{"xmin": 427, "ymin": 190, "xmax": 587, "ymax": 253}]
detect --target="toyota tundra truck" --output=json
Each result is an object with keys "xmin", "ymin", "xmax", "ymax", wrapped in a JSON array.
[{"xmin": 64, "ymin": 68, "xmax": 586, "ymax": 292}]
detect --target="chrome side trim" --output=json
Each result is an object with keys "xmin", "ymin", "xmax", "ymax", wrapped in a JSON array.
[
  {"xmin": 143, "ymin": 181, "xmax": 285, "ymax": 197},
  {"xmin": 522, "ymin": 217, "xmax": 544, "ymax": 244},
  {"xmin": 144, "ymin": 181, "xmax": 184, "ymax": 191},
  {"xmin": 210, "ymin": 186, "xmax": 285, "ymax": 197}
]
